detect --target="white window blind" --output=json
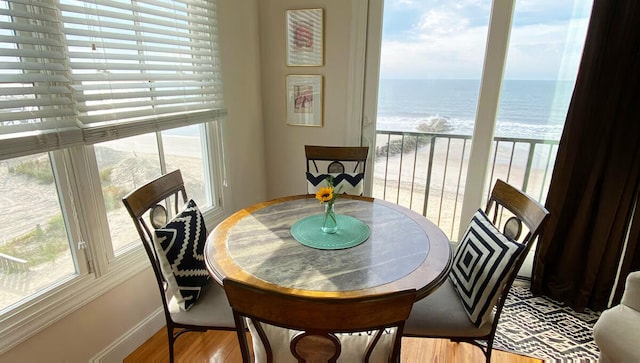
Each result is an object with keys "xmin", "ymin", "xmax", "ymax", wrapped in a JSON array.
[
  {"xmin": 0, "ymin": 0, "xmax": 225, "ymax": 159},
  {"xmin": 0, "ymin": 0, "xmax": 81, "ymax": 159}
]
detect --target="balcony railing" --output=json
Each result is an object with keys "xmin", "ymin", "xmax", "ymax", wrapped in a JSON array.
[{"xmin": 372, "ymin": 131, "xmax": 559, "ymax": 242}]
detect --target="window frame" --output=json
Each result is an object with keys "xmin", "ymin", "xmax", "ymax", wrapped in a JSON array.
[
  {"xmin": 0, "ymin": 0, "xmax": 227, "ymax": 351},
  {"xmin": 0, "ymin": 120, "xmax": 227, "ymax": 353}
]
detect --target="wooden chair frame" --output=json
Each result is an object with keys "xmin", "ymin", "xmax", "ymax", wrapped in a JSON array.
[
  {"xmin": 122, "ymin": 170, "xmax": 235, "ymax": 363},
  {"xmin": 404, "ymin": 179, "xmax": 550, "ymax": 362},
  {"xmin": 305, "ymin": 145, "xmax": 369, "ymax": 174},
  {"xmin": 223, "ymin": 277, "xmax": 416, "ymax": 363}
]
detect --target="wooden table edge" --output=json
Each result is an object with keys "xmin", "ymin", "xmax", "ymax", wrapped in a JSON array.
[{"xmin": 205, "ymin": 194, "xmax": 452, "ymax": 301}]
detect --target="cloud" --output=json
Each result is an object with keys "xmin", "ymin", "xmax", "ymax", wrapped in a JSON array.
[
  {"xmin": 386, "ymin": 0, "xmax": 417, "ymax": 8},
  {"xmin": 379, "ymin": 1, "xmax": 591, "ymax": 80},
  {"xmin": 395, "ymin": 0, "xmax": 415, "ymax": 5},
  {"xmin": 415, "ymin": 9, "xmax": 470, "ymax": 35},
  {"xmin": 504, "ymin": 18, "xmax": 590, "ymax": 80},
  {"xmin": 380, "ymin": 24, "xmax": 488, "ymax": 79}
]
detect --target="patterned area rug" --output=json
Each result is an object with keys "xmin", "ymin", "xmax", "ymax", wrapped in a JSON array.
[{"xmin": 493, "ymin": 285, "xmax": 601, "ymax": 362}]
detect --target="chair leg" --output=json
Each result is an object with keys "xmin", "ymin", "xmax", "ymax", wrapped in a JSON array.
[
  {"xmin": 485, "ymin": 337, "xmax": 494, "ymax": 363},
  {"xmin": 167, "ymin": 326, "xmax": 175, "ymax": 363},
  {"xmin": 233, "ymin": 314, "xmax": 251, "ymax": 363}
]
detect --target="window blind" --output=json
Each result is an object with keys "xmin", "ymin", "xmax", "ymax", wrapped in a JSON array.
[
  {"xmin": 0, "ymin": 0, "xmax": 81, "ymax": 159},
  {"xmin": 0, "ymin": 0, "xmax": 225, "ymax": 160}
]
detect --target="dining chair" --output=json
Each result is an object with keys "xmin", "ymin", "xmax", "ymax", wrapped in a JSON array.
[
  {"xmin": 305, "ymin": 145, "xmax": 369, "ymax": 195},
  {"xmin": 403, "ymin": 179, "xmax": 550, "ymax": 362},
  {"xmin": 223, "ymin": 277, "xmax": 416, "ymax": 363},
  {"xmin": 122, "ymin": 169, "xmax": 235, "ymax": 363}
]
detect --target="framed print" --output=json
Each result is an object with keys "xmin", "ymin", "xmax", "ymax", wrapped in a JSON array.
[
  {"xmin": 286, "ymin": 8, "xmax": 324, "ymax": 66},
  {"xmin": 286, "ymin": 75, "xmax": 323, "ymax": 127}
]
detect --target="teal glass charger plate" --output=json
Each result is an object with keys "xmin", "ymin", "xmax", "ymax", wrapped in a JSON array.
[{"xmin": 291, "ymin": 214, "xmax": 371, "ymax": 250}]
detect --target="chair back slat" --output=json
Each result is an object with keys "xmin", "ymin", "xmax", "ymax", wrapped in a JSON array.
[
  {"xmin": 487, "ymin": 179, "xmax": 548, "ymax": 237},
  {"xmin": 305, "ymin": 145, "xmax": 369, "ymax": 174},
  {"xmin": 122, "ymin": 169, "xmax": 186, "ymax": 220},
  {"xmin": 121, "ymin": 170, "xmax": 188, "ymax": 302}
]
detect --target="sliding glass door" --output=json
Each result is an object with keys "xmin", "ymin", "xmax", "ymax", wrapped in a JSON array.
[{"xmin": 361, "ymin": 0, "xmax": 592, "ymax": 278}]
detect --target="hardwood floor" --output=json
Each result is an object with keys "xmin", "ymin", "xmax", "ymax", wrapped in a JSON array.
[{"xmin": 125, "ymin": 328, "xmax": 543, "ymax": 362}]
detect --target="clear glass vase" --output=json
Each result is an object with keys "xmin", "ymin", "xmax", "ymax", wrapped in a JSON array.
[{"xmin": 321, "ymin": 202, "xmax": 338, "ymax": 234}]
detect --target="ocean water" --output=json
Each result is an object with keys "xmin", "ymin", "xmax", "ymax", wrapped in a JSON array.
[{"xmin": 376, "ymin": 79, "xmax": 575, "ymax": 140}]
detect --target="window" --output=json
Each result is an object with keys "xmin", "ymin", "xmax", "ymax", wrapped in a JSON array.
[
  {"xmin": 375, "ymin": 1, "xmax": 591, "ymax": 229},
  {"xmin": 363, "ymin": 0, "xmax": 591, "ymax": 276},
  {"xmin": 0, "ymin": 0, "xmax": 225, "ymax": 352},
  {"xmin": 96, "ymin": 125, "xmax": 211, "ymax": 255},
  {"xmin": 0, "ymin": 154, "xmax": 80, "ymax": 309},
  {"xmin": 491, "ymin": 0, "xmax": 593, "ymax": 200}
]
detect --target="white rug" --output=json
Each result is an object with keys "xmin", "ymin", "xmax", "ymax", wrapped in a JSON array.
[{"xmin": 493, "ymin": 285, "xmax": 601, "ymax": 362}]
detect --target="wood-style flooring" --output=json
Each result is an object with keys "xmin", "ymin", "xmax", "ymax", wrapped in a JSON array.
[{"xmin": 125, "ymin": 327, "xmax": 543, "ymax": 362}]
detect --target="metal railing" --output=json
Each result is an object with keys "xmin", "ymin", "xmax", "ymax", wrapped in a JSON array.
[
  {"xmin": 373, "ymin": 130, "xmax": 559, "ymax": 242},
  {"xmin": 0, "ymin": 252, "xmax": 28, "ymax": 273}
]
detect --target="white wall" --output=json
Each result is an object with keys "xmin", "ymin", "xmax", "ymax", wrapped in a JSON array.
[
  {"xmin": 0, "ymin": 270, "xmax": 160, "ymax": 362},
  {"xmin": 258, "ymin": 0, "xmax": 359, "ymax": 199},
  {"xmin": 0, "ymin": 1, "xmax": 266, "ymax": 361},
  {"xmin": 218, "ymin": 0, "xmax": 267, "ymax": 210}
]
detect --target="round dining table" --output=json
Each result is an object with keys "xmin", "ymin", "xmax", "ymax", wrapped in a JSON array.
[{"xmin": 204, "ymin": 194, "xmax": 452, "ymax": 301}]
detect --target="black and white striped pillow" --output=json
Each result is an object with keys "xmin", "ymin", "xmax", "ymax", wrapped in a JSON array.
[
  {"xmin": 306, "ymin": 172, "xmax": 364, "ymax": 195},
  {"xmin": 450, "ymin": 209, "xmax": 525, "ymax": 327},
  {"xmin": 153, "ymin": 199, "xmax": 209, "ymax": 311}
]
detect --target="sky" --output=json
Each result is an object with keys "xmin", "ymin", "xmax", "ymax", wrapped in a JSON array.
[{"xmin": 379, "ymin": 0, "xmax": 594, "ymax": 80}]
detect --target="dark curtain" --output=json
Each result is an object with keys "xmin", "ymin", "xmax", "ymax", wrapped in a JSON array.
[{"xmin": 531, "ymin": 0, "xmax": 640, "ymax": 312}]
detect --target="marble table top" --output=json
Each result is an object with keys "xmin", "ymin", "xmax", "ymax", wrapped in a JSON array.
[{"xmin": 205, "ymin": 195, "xmax": 452, "ymax": 300}]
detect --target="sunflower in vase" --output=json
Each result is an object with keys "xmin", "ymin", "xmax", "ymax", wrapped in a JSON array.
[{"xmin": 315, "ymin": 175, "xmax": 342, "ymax": 233}]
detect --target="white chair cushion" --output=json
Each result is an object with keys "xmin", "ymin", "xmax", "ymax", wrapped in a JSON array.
[
  {"xmin": 168, "ymin": 279, "xmax": 235, "ymax": 328},
  {"xmin": 247, "ymin": 319, "xmax": 396, "ymax": 363},
  {"xmin": 450, "ymin": 209, "xmax": 524, "ymax": 327},
  {"xmin": 306, "ymin": 172, "xmax": 364, "ymax": 195}
]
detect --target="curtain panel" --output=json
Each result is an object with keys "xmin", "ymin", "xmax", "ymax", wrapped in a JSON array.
[{"xmin": 531, "ymin": 0, "xmax": 640, "ymax": 312}]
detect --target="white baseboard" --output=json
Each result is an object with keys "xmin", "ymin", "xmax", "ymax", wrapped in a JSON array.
[{"xmin": 90, "ymin": 308, "xmax": 164, "ymax": 363}]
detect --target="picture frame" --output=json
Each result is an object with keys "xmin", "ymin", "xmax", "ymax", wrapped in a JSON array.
[
  {"xmin": 286, "ymin": 75, "xmax": 323, "ymax": 127},
  {"xmin": 286, "ymin": 8, "xmax": 324, "ymax": 66}
]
